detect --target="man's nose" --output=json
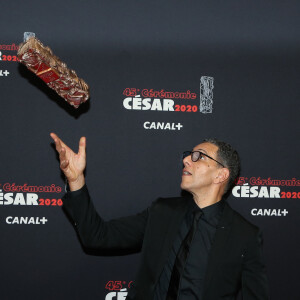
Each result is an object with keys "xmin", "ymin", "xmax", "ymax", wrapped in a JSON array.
[{"xmin": 183, "ymin": 155, "xmax": 192, "ymax": 166}]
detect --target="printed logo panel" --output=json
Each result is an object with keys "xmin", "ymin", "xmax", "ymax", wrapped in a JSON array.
[
  {"xmin": 0, "ymin": 182, "xmax": 63, "ymax": 226},
  {"xmin": 121, "ymin": 76, "xmax": 215, "ymax": 131}
]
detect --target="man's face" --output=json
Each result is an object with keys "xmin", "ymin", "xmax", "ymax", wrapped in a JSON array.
[{"xmin": 181, "ymin": 142, "xmax": 222, "ymax": 195}]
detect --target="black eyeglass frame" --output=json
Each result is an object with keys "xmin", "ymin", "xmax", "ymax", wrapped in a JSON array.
[{"xmin": 182, "ymin": 150, "xmax": 225, "ymax": 168}]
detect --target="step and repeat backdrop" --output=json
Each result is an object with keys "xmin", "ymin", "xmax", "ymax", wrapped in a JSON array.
[{"xmin": 0, "ymin": 1, "xmax": 299, "ymax": 299}]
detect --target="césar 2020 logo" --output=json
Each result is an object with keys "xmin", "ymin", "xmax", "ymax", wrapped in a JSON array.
[
  {"xmin": 232, "ymin": 176, "xmax": 300, "ymax": 199},
  {"xmin": 105, "ymin": 280, "xmax": 133, "ymax": 300}
]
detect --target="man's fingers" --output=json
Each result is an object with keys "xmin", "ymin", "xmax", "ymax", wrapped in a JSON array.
[
  {"xmin": 60, "ymin": 159, "xmax": 69, "ymax": 170},
  {"xmin": 78, "ymin": 137, "xmax": 86, "ymax": 156},
  {"xmin": 50, "ymin": 132, "xmax": 58, "ymax": 141},
  {"xmin": 59, "ymin": 147, "xmax": 67, "ymax": 161},
  {"xmin": 50, "ymin": 133, "xmax": 62, "ymax": 152},
  {"xmin": 50, "ymin": 132, "xmax": 67, "ymax": 152},
  {"xmin": 50, "ymin": 132, "xmax": 61, "ymax": 146}
]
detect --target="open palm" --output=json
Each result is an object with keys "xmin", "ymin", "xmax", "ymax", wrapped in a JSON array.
[{"xmin": 50, "ymin": 133, "xmax": 86, "ymax": 189}]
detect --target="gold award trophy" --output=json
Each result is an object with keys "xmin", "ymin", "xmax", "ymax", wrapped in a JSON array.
[{"xmin": 18, "ymin": 33, "xmax": 90, "ymax": 108}]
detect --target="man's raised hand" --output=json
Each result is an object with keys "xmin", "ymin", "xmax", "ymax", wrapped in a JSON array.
[{"xmin": 50, "ymin": 133, "xmax": 86, "ymax": 191}]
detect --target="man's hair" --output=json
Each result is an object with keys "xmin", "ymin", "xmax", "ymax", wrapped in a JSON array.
[{"xmin": 204, "ymin": 138, "xmax": 240, "ymax": 193}]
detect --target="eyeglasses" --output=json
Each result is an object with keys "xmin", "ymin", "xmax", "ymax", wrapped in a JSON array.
[{"xmin": 182, "ymin": 151, "xmax": 225, "ymax": 168}]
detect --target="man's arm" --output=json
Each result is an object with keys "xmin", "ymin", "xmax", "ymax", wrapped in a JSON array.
[
  {"xmin": 51, "ymin": 133, "xmax": 147, "ymax": 252},
  {"xmin": 242, "ymin": 230, "xmax": 270, "ymax": 300},
  {"xmin": 63, "ymin": 185, "xmax": 148, "ymax": 252}
]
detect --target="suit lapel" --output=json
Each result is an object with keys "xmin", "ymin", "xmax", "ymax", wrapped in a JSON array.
[{"xmin": 203, "ymin": 202, "xmax": 234, "ymax": 293}]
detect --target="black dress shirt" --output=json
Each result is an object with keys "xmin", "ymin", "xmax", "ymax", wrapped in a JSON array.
[{"xmin": 154, "ymin": 199, "xmax": 225, "ymax": 300}]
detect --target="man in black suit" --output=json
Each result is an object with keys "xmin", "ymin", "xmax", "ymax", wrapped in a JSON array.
[{"xmin": 51, "ymin": 133, "xmax": 269, "ymax": 299}]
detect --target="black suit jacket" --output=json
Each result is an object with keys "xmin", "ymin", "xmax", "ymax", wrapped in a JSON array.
[{"xmin": 63, "ymin": 185, "xmax": 269, "ymax": 300}]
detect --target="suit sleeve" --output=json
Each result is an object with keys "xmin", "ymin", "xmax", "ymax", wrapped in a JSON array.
[
  {"xmin": 242, "ymin": 229, "xmax": 270, "ymax": 300},
  {"xmin": 63, "ymin": 184, "xmax": 148, "ymax": 252}
]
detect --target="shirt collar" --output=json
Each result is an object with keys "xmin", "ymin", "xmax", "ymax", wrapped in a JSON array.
[{"xmin": 190, "ymin": 198, "xmax": 225, "ymax": 221}]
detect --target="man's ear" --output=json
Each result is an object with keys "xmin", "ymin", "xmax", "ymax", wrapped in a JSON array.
[{"xmin": 214, "ymin": 168, "xmax": 230, "ymax": 184}]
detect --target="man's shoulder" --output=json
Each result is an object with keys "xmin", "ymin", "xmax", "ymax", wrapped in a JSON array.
[{"xmin": 225, "ymin": 202, "xmax": 261, "ymax": 237}]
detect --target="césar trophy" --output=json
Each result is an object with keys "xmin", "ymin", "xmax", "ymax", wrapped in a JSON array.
[{"xmin": 17, "ymin": 32, "xmax": 90, "ymax": 108}]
